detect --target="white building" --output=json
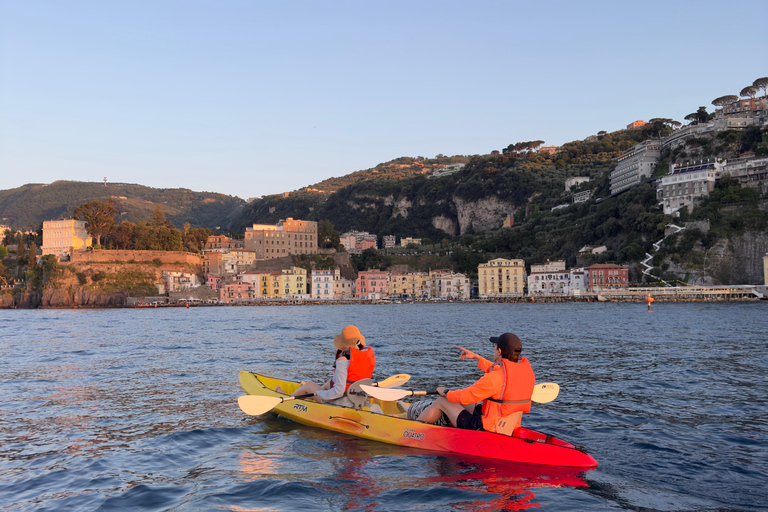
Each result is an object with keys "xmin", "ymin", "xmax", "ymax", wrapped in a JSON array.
[
  {"xmin": 433, "ymin": 272, "xmax": 471, "ymax": 300},
  {"xmin": 659, "ymin": 161, "xmax": 718, "ymax": 215},
  {"xmin": 383, "ymin": 235, "xmax": 396, "ymax": 248},
  {"xmin": 311, "ymin": 269, "xmax": 340, "ymax": 299},
  {"xmin": 610, "ymin": 140, "xmax": 662, "ymax": 195},
  {"xmin": 162, "ymin": 271, "xmax": 200, "ymax": 292}
]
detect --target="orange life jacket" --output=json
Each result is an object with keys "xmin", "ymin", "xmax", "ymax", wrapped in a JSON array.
[
  {"xmin": 481, "ymin": 357, "xmax": 535, "ymax": 428},
  {"xmin": 337, "ymin": 346, "xmax": 376, "ymax": 390}
]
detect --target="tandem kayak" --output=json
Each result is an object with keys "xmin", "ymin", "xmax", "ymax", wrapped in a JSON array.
[{"xmin": 238, "ymin": 371, "xmax": 598, "ymax": 468}]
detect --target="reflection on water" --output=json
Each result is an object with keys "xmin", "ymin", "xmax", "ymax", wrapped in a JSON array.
[{"xmin": 235, "ymin": 425, "xmax": 591, "ymax": 512}]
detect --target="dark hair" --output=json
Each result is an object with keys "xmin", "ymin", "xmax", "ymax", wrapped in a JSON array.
[{"xmin": 490, "ymin": 333, "xmax": 522, "ymax": 360}]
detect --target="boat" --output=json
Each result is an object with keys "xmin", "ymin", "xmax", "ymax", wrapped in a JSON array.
[{"xmin": 238, "ymin": 371, "xmax": 598, "ymax": 468}]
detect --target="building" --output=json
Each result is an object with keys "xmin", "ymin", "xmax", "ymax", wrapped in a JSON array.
[
  {"xmin": 202, "ymin": 251, "xmax": 224, "ymax": 276},
  {"xmin": 388, "ymin": 271, "xmax": 426, "ymax": 299},
  {"xmin": 610, "ymin": 140, "xmax": 662, "ymax": 195},
  {"xmin": 433, "ymin": 272, "xmax": 471, "ymax": 300},
  {"xmin": 627, "ymin": 120, "xmax": 646, "ymax": 129},
  {"xmin": 239, "ymin": 270, "xmax": 281, "ymax": 298},
  {"xmin": 763, "ymin": 253, "xmax": 768, "ymax": 286},
  {"xmin": 382, "ymin": 235, "xmax": 396, "ymax": 248},
  {"xmin": 569, "ymin": 267, "xmax": 589, "ymax": 295},
  {"xmin": 206, "ymin": 274, "xmax": 222, "ymax": 292},
  {"xmin": 312, "ymin": 269, "xmax": 340, "ymax": 299},
  {"xmin": 220, "ymin": 281, "xmax": 255, "ymax": 303},
  {"xmin": 573, "ymin": 190, "xmax": 592, "ymax": 204},
  {"xmin": 588, "ymin": 264, "xmax": 629, "ymax": 292},
  {"xmin": 722, "ymin": 154, "xmax": 768, "ymax": 186},
  {"xmin": 281, "ymin": 266, "xmax": 308, "ymax": 297},
  {"xmin": 538, "ymin": 146, "xmax": 559, "ymax": 155},
  {"xmin": 400, "ymin": 237, "xmax": 422, "ymax": 247},
  {"xmin": 478, "ymin": 258, "xmax": 525, "ymax": 297},
  {"xmin": 162, "ymin": 271, "xmax": 199, "ymax": 292},
  {"xmin": 565, "ymin": 177, "xmax": 590, "ymax": 191},
  {"xmin": 244, "ymin": 218, "xmax": 317, "ymax": 259},
  {"xmin": 355, "ymin": 270, "xmax": 389, "ymax": 299},
  {"xmin": 659, "ymin": 161, "xmax": 718, "ymax": 215},
  {"xmin": 502, "ymin": 214, "xmax": 514, "ymax": 228},
  {"xmin": 334, "ymin": 278, "xmax": 355, "ymax": 298},
  {"xmin": 356, "ymin": 238, "xmax": 377, "ymax": 252},
  {"xmin": 41, "ymin": 219, "xmax": 92, "ymax": 260},
  {"xmin": 203, "ymin": 235, "xmax": 243, "ymax": 252},
  {"xmin": 528, "ymin": 260, "xmax": 568, "ymax": 296}
]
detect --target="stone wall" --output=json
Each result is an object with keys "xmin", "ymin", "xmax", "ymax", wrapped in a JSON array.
[{"xmin": 71, "ymin": 250, "xmax": 201, "ymax": 265}]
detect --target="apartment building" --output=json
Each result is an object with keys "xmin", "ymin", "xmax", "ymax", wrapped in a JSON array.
[
  {"xmin": 220, "ymin": 281, "xmax": 255, "ymax": 303},
  {"xmin": 478, "ymin": 258, "xmax": 525, "ymax": 297},
  {"xmin": 588, "ymin": 264, "xmax": 629, "ymax": 292},
  {"xmin": 334, "ymin": 278, "xmax": 355, "ymax": 298},
  {"xmin": 382, "ymin": 235, "xmax": 396, "ymax": 248},
  {"xmin": 355, "ymin": 270, "xmax": 389, "ymax": 299},
  {"xmin": 388, "ymin": 271, "xmax": 426, "ymax": 298},
  {"xmin": 609, "ymin": 140, "xmax": 662, "ymax": 195},
  {"xmin": 244, "ymin": 218, "xmax": 317, "ymax": 259},
  {"xmin": 161, "ymin": 271, "xmax": 199, "ymax": 292},
  {"xmin": 41, "ymin": 219, "xmax": 92, "ymax": 260},
  {"xmin": 281, "ymin": 266, "xmax": 308, "ymax": 297},
  {"xmin": 433, "ymin": 272, "xmax": 471, "ymax": 300},
  {"xmin": 659, "ymin": 161, "xmax": 718, "ymax": 215},
  {"xmin": 312, "ymin": 269, "xmax": 340, "ymax": 299},
  {"xmin": 203, "ymin": 235, "xmax": 243, "ymax": 252}
]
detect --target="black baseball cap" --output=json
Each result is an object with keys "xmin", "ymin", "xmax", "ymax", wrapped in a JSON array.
[{"xmin": 489, "ymin": 333, "xmax": 522, "ymax": 352}]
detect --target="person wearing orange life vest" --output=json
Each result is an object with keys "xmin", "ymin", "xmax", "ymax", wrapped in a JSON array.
[
  {"xmin": 285, "ymin": 325, "xmax": 375, "ymax": 404},
  {"xmin": 416, "ymin": 333, "xmax": 534, "ymax": 432}
]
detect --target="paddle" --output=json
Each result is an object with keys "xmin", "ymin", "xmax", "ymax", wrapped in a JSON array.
[
  {"xmin": 238, "ymin": 374, "xmax": 412, "ymax": 416},
  {"xmin": 359, "ymin": 382, "xmax": 560, "ymax": 404}
]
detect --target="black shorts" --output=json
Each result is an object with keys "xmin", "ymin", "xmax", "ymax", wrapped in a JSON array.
[{"xmin": 456, "ymin": 404, "xmax": 484, "ymax": 430}]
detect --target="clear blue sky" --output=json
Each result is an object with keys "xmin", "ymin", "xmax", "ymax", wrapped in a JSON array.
[{"xmin": 1, "ymin": 1, "xmax": 766, "ymax": 199}]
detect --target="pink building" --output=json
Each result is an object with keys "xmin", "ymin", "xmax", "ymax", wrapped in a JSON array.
[
  {"xmin": 355, "ymin": 270, "xmax": 389, "ymax": 298},
  {"xmin": 220, "ymin": 281, "xmax": 255, "ymax": 303},
  {"xmin": 355, "ymin": 238, "xmax": 377, "ymax": 252},
  {"xmin": 206, "ymin": 274, "xmax": 222, "ymax": 291}
]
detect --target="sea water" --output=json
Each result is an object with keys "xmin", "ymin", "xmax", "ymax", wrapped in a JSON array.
[{"xmin": 1, "ymin": 302, "xmax": 766, "ymax": 511}]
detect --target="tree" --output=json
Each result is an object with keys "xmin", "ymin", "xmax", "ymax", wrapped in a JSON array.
[
  {"xmin": 740, "ymin": 86, "xmax": 758, "ymax": 100},
  {"xmin": 318, "ymin": 219, "xmax": 340, "ymax": 249},
  {"xmin": 712, "ymin": 95, "xmax": 738, "ymax": 108},
  {"xmin": 74, "ymin": 200, "xmax": 118, "ymax": 246},
  {"xmin": 753, "ymin": 77, "xmax": 768, "ymax": 98},
  {"xmin": 27, "ymin": 242, "xmax": 37, "ymax": 268}
]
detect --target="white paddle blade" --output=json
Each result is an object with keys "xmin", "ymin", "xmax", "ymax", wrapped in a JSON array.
[
  {"xmin": 359, "ymin": 385, "xmax": 411, "ymax": 401},
  {"xmin": 376, "ymin": 374, "xmax": 411, "ymax": 388},
  {"xmin": 238, "ymin": 395, "xmax": 284, "ymax": 416},
  {"xmin": 531, "ymin": 383, "xmax": 559, "ymax": 404}
]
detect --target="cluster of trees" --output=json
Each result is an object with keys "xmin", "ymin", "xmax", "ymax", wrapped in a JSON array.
[
  {"xmin": 69, "ymin": 200, "xmax": 216, "ymax": 252},
  {"xmin": 712, "ymin": 77, "xmax": 768, "ymax": 107}
]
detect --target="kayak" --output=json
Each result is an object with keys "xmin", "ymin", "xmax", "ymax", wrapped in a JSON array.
[{"xmin": 239, "ymin": 371, "xmax": 598, "ymax": 468}]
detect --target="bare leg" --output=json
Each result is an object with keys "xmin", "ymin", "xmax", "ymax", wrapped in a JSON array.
[
  {"xmin": 290, "ymin": 381, "xmax": 323, "ymax": 397},
  {"xmin": 416, "ymin": 397, "xmax": 470, "ymax": 427}
]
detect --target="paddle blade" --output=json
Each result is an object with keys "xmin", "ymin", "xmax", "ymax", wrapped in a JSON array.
[
  {"xmin": 360, "ymin": 385, "xmax": 411, "ymax": 401},
  {"xmin": 531, "ymin": 383, "xmax": 559, "ymax": 404},
  {"xmin": 376, "ymin": 374, "xmax": 411, "ymax": 388},
  {"xmin": 238, "ymin": 395, "xmax": 284, "ymax": 416}
]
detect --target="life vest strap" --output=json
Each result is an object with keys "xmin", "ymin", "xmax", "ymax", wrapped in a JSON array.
[{"xmin": 486, "ymin": 397, "xmax": 531, "ymax": 404}]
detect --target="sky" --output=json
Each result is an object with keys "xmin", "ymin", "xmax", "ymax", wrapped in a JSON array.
[{"xmin": 1, "ymin": 1, "xmax": 766, "ymax": 200}]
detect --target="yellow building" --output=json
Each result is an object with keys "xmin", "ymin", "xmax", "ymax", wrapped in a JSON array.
[
  {"xmin": 41, "ymin": 219, "xmax": 92, "ymax": 260},
  {"xmin": 763, "ymin": 253, "xmax": 768, "ymax": 285},
  {"xmin": 244, "ymin": 218, "xmax": 317, "ymax": 259},
  {"xmin": 281, "ymin": 266, "xmax": 308, "ymax": 297},
  {"xmin": 478, "ymin": 258, "xmax": 526, "ymax": 297},
  {"xmin": 388, "ymin": 271, "xmax": 426, "ymax": 298},
  {"xmin": 230, "ymin": 249, "xmax": 257, "ymax": 267}
]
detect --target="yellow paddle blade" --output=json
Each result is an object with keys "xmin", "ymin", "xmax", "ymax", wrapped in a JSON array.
[
  {"xmin": 238, "ymin": 395, "xmax": 285, "ymax": 416},
  {"xmin": 376, "ymin": 374, "xmax": 411, "ymax": 388},
  {"xmin": 531, "ymin": 383, "xmax": 559, "ymax": 404}
]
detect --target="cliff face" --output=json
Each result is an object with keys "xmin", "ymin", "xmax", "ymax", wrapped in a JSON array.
[
  {"xmin": 1, "ymin": 259, "xmax": 200, "ymax": 309},
  {"xmin": 712, "ymin": 230, "xmax": 768, "ymax": 285},
  {"xmin": 452, "ymin": 196, "xmax": 515, "ymax": 235}
]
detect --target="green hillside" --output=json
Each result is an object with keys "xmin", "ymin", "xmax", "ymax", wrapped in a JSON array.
[{"xmin": 0, "ymin": 181, "xmax": 245, "ymax": 230}]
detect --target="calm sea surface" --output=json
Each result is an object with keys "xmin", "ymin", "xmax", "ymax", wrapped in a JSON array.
[{"xmin": 1, "ymin": 302, "xmax": 767, "ymax": 511}]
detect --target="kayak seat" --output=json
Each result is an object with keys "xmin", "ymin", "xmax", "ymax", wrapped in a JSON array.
[
  {"xmin": 346, "ymin": 378, "xmax": 372, "ymax": 409},
  {"xmin": 495, "ymin": 412, "xmax": 523, "ymax": 436}
]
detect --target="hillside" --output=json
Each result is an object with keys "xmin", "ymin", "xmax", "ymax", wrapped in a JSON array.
[{"xmin": 0, "ymin": 181, "xmax": 245, "ymax": 230}]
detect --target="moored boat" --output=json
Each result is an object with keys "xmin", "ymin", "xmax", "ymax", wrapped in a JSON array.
[{"xmin": 239, "ymin": 371, "xmax": 598, "ymax": 468}]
